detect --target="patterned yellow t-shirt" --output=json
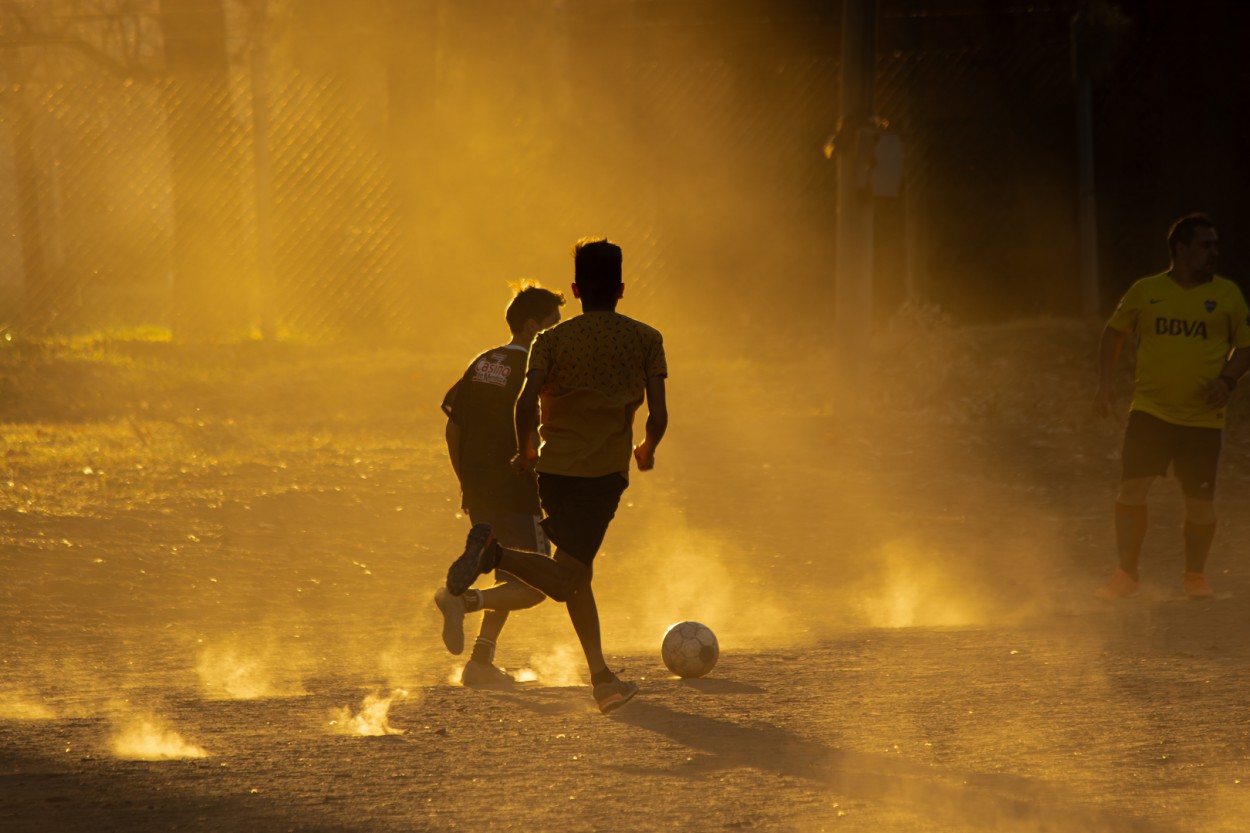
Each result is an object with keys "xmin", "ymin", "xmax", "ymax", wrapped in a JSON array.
[
  {"xmin": 527, "ymin": 310, "xmax": 667, "ymax": 477},
  {"xmin": 1107, "ymin": 271, "xmax": 1250, "ymax": 428}
]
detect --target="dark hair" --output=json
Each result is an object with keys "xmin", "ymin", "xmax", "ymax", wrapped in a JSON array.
[
  {"xmin": 572, "ymin": 237, "xmax": 623, "ymax": 306},
  {"xmin": 506, "ymin": 284, "xmax": 565, "ymax": 335},
  {"xmin": 1168, "ymin": 213, "xmax": 1217, "ymax": 257}
]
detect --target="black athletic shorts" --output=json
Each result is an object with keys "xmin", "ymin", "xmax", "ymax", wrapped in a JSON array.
[
  {"xmin": 537, "ymin": 472, "xmax": 628, "ymax": 565},
  {"xmin": 1121, "ymin": 410, "xmax": 1222, "ymax": 500}
]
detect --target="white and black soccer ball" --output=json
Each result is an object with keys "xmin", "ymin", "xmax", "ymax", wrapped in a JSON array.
[{"xmin": 661, "ymin": 621, "xmax": 719, "ymax": 678}]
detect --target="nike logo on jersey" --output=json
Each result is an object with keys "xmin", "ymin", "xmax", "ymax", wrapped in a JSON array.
[
  {"xmin": 1155, "ymin": 318, "xmax": 1208, "ymax": 339},
  {"xmin": 1148, "ymin": 298, "xmax": 1164, "ymax": 304}
]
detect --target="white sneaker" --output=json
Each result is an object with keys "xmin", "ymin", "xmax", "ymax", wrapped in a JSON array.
[
  {"xmin": 460, "ymin": 659, "xmax": 516, "ymax": 689},
  {"xmin": 434, "ymin": 587, "xmax": 466, "ymax": 655}
]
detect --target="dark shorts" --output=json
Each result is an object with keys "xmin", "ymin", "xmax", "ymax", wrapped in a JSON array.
[
  {"xmin": 537, "ymin": 472, "xmax": 629, "ymax": 565},
  {"xmin": 1122, "ymin": 410, "xmax": 1222, "ymax": 500},
  {"xmin": 467, "ymin": 510, "xmax": 550, "ymax": 582}
]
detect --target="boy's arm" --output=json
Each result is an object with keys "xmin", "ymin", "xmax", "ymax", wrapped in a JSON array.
[
  {"xmin": 444, "ymin": 419, "xmax": 463, "ymax": 482},
  {"xmin": 633, "ymin": 375, "xmax": 668, "ymax": 472},
  {"xmin": 512, "ymin": 369, "xmax": 546, "ymax": 471}
]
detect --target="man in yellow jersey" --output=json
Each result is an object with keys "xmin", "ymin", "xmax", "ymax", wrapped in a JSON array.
[
  {"xmin": 1094, "ymin": 213, "xmax": 1250, "ymax": 599},
  {"xmin": 440, "ymin": 238, "xmax": 668, "ymax": 714}
]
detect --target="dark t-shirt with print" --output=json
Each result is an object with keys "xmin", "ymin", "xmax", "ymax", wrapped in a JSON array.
[{"xmin": 441, "ymin": 344, "xmax": 540, "ymax": 516}]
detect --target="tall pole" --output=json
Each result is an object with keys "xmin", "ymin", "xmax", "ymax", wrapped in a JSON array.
[
  {"xmin": 834, "ymin": 0, "xmax": 878, "ymax": 383},
  {"xmin": 160, "ymin": 0, "xmax": 249, "ymax": 340},
  {"xmin": 1072, "ymin": 11, "xmax": 1099, "ymax": 317},
  {"xmin": 250, "ymin": 0, "xmax": 275, "ymax": 340}
]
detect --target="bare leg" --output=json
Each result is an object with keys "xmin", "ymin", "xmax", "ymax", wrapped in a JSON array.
[
  {"xmin": 479, "ymin": 580, "xmax": 545, "ymax": 612},
  {"xmin": 476, "ymin": 609, "xmax": 508, "ymax": 646},
  {"xmin": 496, "ymin": 546, "xmax": 585, "ymax": 602},
  {"xmin": 1183, "ymin": 496, "xmax": 1217, "ymax": 574},
  {"xmin": 496, "ymin": 547, "xmax": 605, "ymax": 672},
  {"xmin": 565, "ymin": 579, "xmax": 608, "ymax": 675},
  {"xmin": 469, "ymin": 581, "xmax": 543, "ymax": 663},
  {"xmin": 1115, "ymin": 476, "xmax": 1154, "ymax": 579}
]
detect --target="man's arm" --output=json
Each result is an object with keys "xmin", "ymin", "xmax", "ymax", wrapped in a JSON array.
[
  {"xmin": 1094, "ymin": 326, "xmax": 1126, "ymax": 417},
  {"xmin": 512, "ymin": 369, "xmax": 546, "ymax": 471},
  {"xmin": 1206, "ymin": 346, "xmax": 1250, "ymax": 407},
  {"xmin": 633, "ymin": 375, "xmax": 668, "ymax": 472}
]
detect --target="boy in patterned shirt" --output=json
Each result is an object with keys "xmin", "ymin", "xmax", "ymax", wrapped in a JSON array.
[
  {"xmin": 434, "ymin": 284, "xmax": 564, "ymax": 686},
  {"xmin": 440, "ymin": 238, "xmax": 668, "ymax": 714},
  {"xmin": 1094, "ymin": 214, "xmax": 1250, "ymax": 599}
]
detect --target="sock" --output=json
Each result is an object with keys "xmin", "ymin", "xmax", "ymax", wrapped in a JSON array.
[
  {"xmin": 470, "ymin": 637, "xmax": 495, "ymax": 664},
  {"xmin": 486, "ymin": 540, "xmax": 502, "ymax": 571},
  {"xmin": 590, "ymin": 667, "xmax": 615, "ymax": 686},
  {"xmin": 1184, "ymin": 520, "xmax": 1216, "ymax": 574},
  {"xmin": 462, "ymin": 588, "xmax": 483, "ymax": 612},
  {"xmin": 1114, "ymin": 502, "xmax": 1147, "ymax": 580}
]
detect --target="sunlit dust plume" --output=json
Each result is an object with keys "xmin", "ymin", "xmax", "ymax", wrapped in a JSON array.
[
  {"xmin": 329, "ymin": 690, "xmax": 407, "ymax": 736},
  {"xmin": 0, "ymin": 694, "xmax": 56, "ymax": 720},
  {"xmin": 514, "ymin": 644, "xmax": 584, "ymax": 687},
  {"xmin": 196, "ymin": 642, "xmax": 306, "ymax": 699},
  {"xmin": 109, "ymin": 716, "xmax": 208, "ymax": 760},
  {"xmin": 380, "ymin": 644, "xmax": 444, "ymax": 691},
  {"xmin": 856, "ymin": 541, "xmax": 982, "ymax": 629},
  {"xmin": 615, "ymin": 502, "xmax": 792, "ymax": 650}
]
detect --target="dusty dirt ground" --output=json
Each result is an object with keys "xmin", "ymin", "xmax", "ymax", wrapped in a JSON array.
[{"xmin": 4, "ymin": 318, "xmax": 1250, "ymax": 832}]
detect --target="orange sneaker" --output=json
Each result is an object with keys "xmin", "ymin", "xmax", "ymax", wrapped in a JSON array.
[
  {"xmin": 1184, "ymin": 572, "xmax": 1214, "ymax": 599},
  {"xmin": 1094, "ymin": 568, "xmax": 1139, "ymax": 600}
]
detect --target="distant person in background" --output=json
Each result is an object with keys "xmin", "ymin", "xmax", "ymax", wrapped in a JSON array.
[
  {"xmin": 1094, "ymin": 213, "xmax": 1250, "ymax": 599},
  {"xmin": 440, "ymin": 237, "xmax": 668, "ymax": 715},
  {"xmin": 434, "ymin": 284, "xmax": 565, "ymax": 686}
]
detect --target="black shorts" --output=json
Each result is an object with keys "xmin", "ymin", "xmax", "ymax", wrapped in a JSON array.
[
  {"xmin": 1121, "ymin": 410, "xmax": 1222, "ymax": 500},
  {"xmin": 537, "ymin": 472, "xmax": 628, "ymax": 565}
]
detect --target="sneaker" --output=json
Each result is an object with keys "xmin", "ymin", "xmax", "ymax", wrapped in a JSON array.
[
  {"xmin": 433, "ymin": 587, "xmax": 466, "ymax": 655},
  {"xmin": 593, "ymin": 677, "xmax": 638, "ymax": 715},
  {"xmin": 1094, "ymin": 568, "xmax": 1139, "ymax": 600},
  {"xmin": 446, "ymin": 523, "xmax": 496, "ymax": 597},
  {"xmin": 460, "ymin": 659, "xmax": 516, "ymax": 689},
  {"xmin": 1184, "ymin": 571, "xmax": 1215, "ymax": 599}
]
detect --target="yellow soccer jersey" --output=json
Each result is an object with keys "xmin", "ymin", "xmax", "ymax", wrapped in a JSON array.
[
  {"xmin": 1107, "ymin": 271, "xmax": 1250, "ymax": 427},
  {"xmin": 527, "ymin": 310, "xmax": 667, "ymax": 477}
]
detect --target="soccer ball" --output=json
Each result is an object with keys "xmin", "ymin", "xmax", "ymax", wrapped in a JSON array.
[{"xmin": 661, "ymin": 621, "xmax": 719, "ymax": 678}]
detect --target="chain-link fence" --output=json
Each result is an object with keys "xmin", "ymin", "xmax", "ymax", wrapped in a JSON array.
[{"xmin": 1, "ymin": 1, "xmax": 1242, "ymax": 343}]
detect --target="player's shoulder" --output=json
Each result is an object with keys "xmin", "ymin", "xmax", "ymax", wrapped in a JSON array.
[
  {"xmin": 1113, "ymin": 273, "xmax": 1160, "ymax": 305},
  {"xmin": 1132, "ymin": 271, "xmax": 1172, "ymax": 292},
  {"xmin": 1211, "ymin": 274, "xmax": 1248, "ymax": 298},
  {"xmin": 612, "ymin": 312, "xmax": 664, "ymax": 341},
  {"xmin": 467, "ymin": 343, "xmax": 513, "ymax": 363}
]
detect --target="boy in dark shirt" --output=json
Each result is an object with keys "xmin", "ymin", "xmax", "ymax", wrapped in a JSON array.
[{"xmin": 435, "ymin": 284, "xmax": 564, "ymax": 686}]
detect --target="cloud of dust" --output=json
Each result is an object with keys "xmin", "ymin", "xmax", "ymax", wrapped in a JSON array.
[
  {"xmin": 195, "ymin": 639, "xmax": 308, "ymax": 699},
  {"xmin": 379, "ymin": 641, "xmax": 452, "ymax": 691},
  {"xmin": 264, "ymin": 0, "xmax": 838, "ymax": 359},
  {"xmin": 851, "ymin": 539, "xmax": 988, "ymax": 629},
  {"xmin": 0, "ymin": 693, "xmax": 57, "ymax": 720},
  {"xmin": 603, "ymin": 501, "xmax": 794, "ymax": 655},
  {"xmin": 514, "ymin": 643, "xmax": 584, "ymax": 687},
  {"xmin": 329, "ymin": 690, "xmax": 407, "ymax": 736},
  {"xmin": 109, "ymin": 714, "xmax": 208, "ymax": 760}
]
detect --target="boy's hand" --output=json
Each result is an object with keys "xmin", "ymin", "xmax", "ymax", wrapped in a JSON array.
[
  {"xmin": 633, "ymin": 442, "xmax": 655, "ymax": 471},
  {"xmin": 511, "ymin": 446, "xmax": 537, "ymax": 473}
]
